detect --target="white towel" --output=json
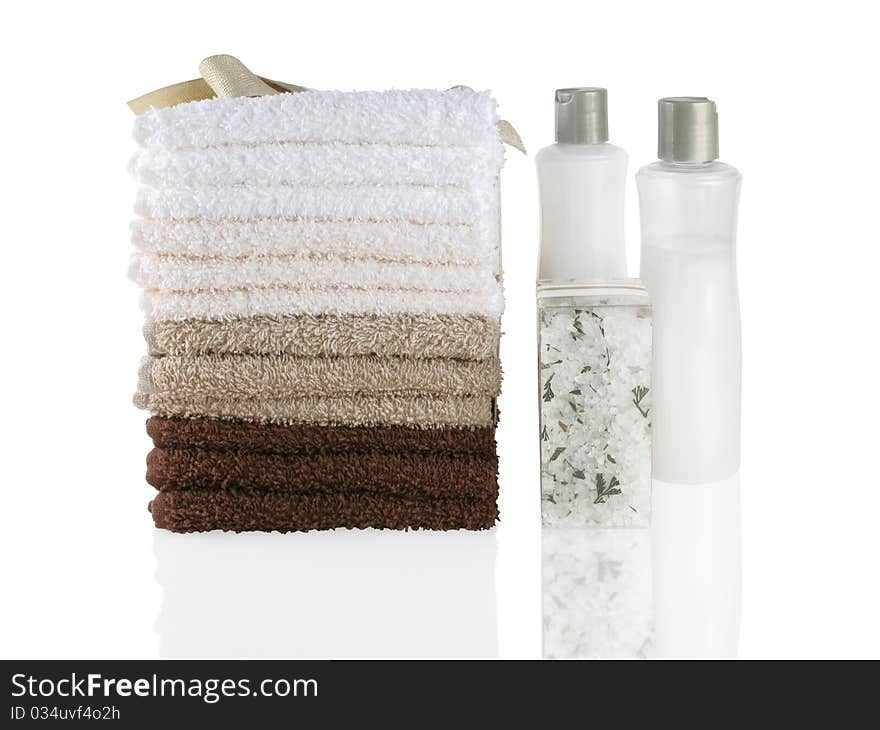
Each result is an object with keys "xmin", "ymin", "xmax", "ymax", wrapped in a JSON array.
[
  {"xmin": 134, "ymin": 89, "xmax": 501, "ymax": 150},
  {"xmin": 130, "ymin": 218, "xmax": 496, "ymax": 265},
  {"xmin": 130, "ymin": 252, "xmax": 497, "ymax": 293},
  {"xmin": 130, "ymin": 142, "xmax": 503, "ymax": 189},
  {"xmin": 143, "ymin": 285, "xmax": 505, "ymax": 321},
  {"xmin": 135, "ymin": 184, "xmax": 495, "ymax": 224}
]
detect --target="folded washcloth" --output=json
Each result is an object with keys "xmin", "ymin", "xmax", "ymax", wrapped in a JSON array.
[
  {"xmin": 149, "ymin": 490, "xmax": 499, "ymax": 532},
  {"xmin": 147, "ymin": 448, "xmax": 497, "ymax": 499},
  {"xmin": 131, "ymin": 78, "xmax": 510, "ymax": 533},
  {"xmin": 144, "ymin": 315, "xmax": 500, "ymax": 359},
  {"xmin": 134, "ymin": 89, "xmax": 501, "ymax": 151},
  {"xmin": 143, "ymin": 286, "xmax": 504, "ymax": 321},
  {"xmin": 130, "ymin": 253, "xmax": 496, "ymax": 293},
  {"xmin": 137, "ymin": 355, "xmax": 502, "ymax": 399},
  {"xmin": 146, "ymin": 416, "xmax": 496, "ymax": 455},
  {"xmin": 135, "ymin": 183, "xmax": 495, "ymax": 224},
  {"xmin": 131, "ymin": 219, "xmax": 495, "ymax": 265},
  {"xmin": 134, "ymin": 392, "xmax": 496, "ymax": 428},
  {"xmin": 131, "ymin": 142, "xmax": 501, "ymax": 189}
]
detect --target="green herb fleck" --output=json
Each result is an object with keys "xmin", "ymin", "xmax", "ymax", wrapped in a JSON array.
[
  {"xmin": 631, "ymin": 386, "xmax": 650, "ymax": 418},
  {"xmin": 542, "ymin": 373, "xmax": 555, "ymax": 402},
  {"xmin": 594, "ymin": 473, "xmax": 622, "ymax": 504}
]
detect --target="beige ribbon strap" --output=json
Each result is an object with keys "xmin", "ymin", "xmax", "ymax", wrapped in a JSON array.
[
  {"xmin": 198, "ymin": 55, "xmax": 280, "ymax": 98},
  {"xmin": 127, "ymin": 54, "xmax": 524, "ymax": 153},
  {"xmin": 127, "ymin": 55, "xmax": 308, "ymax": 114},
  {"xmin": 497, "ymin": 120, "xmax": 526, "ymax": 154},
  {"xmin": 127, "ymin": 79, "xmax": 215, "ymax": 115}
]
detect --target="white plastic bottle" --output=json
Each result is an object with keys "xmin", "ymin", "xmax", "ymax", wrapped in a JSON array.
[
  {"xmin": 637, "ymin": 97, "xmax": 742, "ymax": 657},
  {"xmin": 636, "ymin": 97, "xmax": 742, "ymax": 484},
  {"xmin": 537, "ymin": 89, "xmax": 652, "ymax": 528},
  {"xmin": 537, "ymin": 88, "xmax": 628, "ymax": 283}
]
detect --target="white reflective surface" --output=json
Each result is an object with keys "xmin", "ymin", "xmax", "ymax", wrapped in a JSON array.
[
  {"xmin": 542, "ymin": 474, "xmax": 742, "ymax": 658},
  {"xmin": 652, "ymin": 474, "xmax": 741, "ymax": 658},
  {"xmin": 542, "ymin": 528, "xmax": 654, "ymax": 658},
  {"xmin": 154, "ymin": 530, "xmax": 498, "ymax": 658}
]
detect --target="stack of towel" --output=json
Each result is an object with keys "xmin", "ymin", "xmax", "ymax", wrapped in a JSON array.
[{"xmin": 130, "ymin": 87, "xmax": 507, "ymax": 532}]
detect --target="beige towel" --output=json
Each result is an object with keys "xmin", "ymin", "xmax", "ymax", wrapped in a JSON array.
[
  {"xmin": 133, "ymin": 393, "xmax": 496, "ymax": 428},
  {"xmin": 144, "ymin": 314, "xmax": 500, "ymax": 359},
  {"xmin": 137, "ymin": 355, "xmax": 501, "ymax": 399}
]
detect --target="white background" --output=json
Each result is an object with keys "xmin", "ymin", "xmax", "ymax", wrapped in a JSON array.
[{"xmin": 1, "ymin": 0, "xmax": 878, "ymax": 659}]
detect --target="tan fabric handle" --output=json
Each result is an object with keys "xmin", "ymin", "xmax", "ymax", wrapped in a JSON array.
[
  {"xmin": 127, "ymin": 54, "xmax": 525, "ymax": 153},
  {"xmin": 497, "ymin": 120, "xmax": 526, "ymax": 154},
  {"xmin": 199, "ymin": 55, "xmax": 279, "ymax": 97}
]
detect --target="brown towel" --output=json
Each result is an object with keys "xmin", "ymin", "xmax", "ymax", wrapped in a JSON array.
[
  {"xmin": 149, "ymin": 490, "xmax": 498, "ymax": 532},
  {"xmin": 145, "ymin": 314, "xmax": 500, "ymax": 359},
  {"xmin": 137, "ymin": 354, "xmax": 501, "ymax": 399},
  {"xmin": 146, "ymin": 417, "xmax": 496, "ymax": 455},
  {"xmin": 134, "ymin": 393, "xmax": 496, "ymax": 428},
  {"xmin": 147, "ymin": 448, "xmax": 497, "ymax": 499}
]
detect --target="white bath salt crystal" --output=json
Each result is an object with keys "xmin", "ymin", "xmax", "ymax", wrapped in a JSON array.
[
  {"xmin": 542, "ymin": 527, "xmax": 654, "ymax": 659},
  {"xmin": 539, "ymin": 298, "xmax": 652, "ymax": 527}
]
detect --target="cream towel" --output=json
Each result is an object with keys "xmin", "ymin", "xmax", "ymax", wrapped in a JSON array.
[
  {"xmin": 144, "ymin": 315, "xmax": 500, "ymax": 359},
  {"xmin": 131, "ymin": 142, "xmax": 502, "ymax": 189},
  {"xmin": 131, "ymin": 218, "xmax": 496, "ymax": 265},
  {"xmin": 134, "ymin": 392, "xmax": 496, "ymax": 428},
  {"xmin": 133, "ymin": 89, "xmax": 502, "ymax": 151},
  {"xmin": 142, "ymin": 286, "xmax": 504, "ymax": 321},
  {"xmin": 129, "ymin": 253, "xmax": 496, "ymax": 293},
  {"xmin": 137, "ymin": 355, "xmax": 502, "ymax": 399}
]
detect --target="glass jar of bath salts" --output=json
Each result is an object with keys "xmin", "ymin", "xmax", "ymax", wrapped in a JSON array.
[{"xmin": 537, "ymin": 281, "xmax": 652, "ymax": 527}]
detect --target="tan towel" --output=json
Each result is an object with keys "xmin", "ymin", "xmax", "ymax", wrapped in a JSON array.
[
  {"xmin": 137, "ymin": 355, "xmax": 501, "ymax": 399},
  {"xmin": 144, "ymin": 314, "xmax": 500, "ymax": 359},
  {"xmin": 133, "ymin": 392, "xmax": 496, "ymax": 428}
]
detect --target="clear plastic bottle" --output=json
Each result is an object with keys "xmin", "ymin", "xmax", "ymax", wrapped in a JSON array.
[
  {"xmin": 537, "ymin": 89, "xmax": 652, "ymax": 528},
  {"xmin": 638, "ymin": 97, "xmax": 743, "ymax": 657},
  {"xmin": 636, "ymin": 97, "xmax": 742, "ymax": 484}
]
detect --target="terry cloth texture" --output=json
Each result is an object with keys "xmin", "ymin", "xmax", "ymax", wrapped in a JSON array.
[
  {"xmin": 142, "ymin": 286, "xmax": 504, "ymax": 321},
  {"xmin": 134, "ymin": 393, "xmax": 496, "ymax": 428},
  {"xmin": 149, "ymin": 490, "xmax": 499, "ymax": 532},
  {"xmin": 131, "ymin": 83, "xmax": 506, "ymax": 532},
  {"xmin": 135, "ymin": 184, "xmax": 496, "ymax": 224},
  {"xmin": 133, "ymin": 89, "xmax": 502, "ymax": 150},
  {"xmin": 131, "ymin": 219, "xmax": 495, "ymax": 265},
  {"xmin": 147, "ymin": 448, "xmax": 498, "ymax": 499},
  {"xmin": 146, "ymin": 417, "xmax": 497, "ymax": 456},
  {"xmin": 137, "ymin": 355, "xmax": 501, "ymax": 399},
  {"xmin": 143, "ymin": 315, "xmax": 500, "ymax": 359},
  {"xmin": 130, "ymin": 142, "xmax": 502, "ymax": 188},
  {"xmin": 130, "ymin": 253, "xmax": 496, "ymax": 292}
]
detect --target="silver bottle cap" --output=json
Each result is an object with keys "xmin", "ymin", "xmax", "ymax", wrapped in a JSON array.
[
  {"xmin": 555, "ymin": 87, "xmax": 608, "ymax": 144},
  {"xmin": 658, "ymin": 97, "xmax": 719, "ymax": 162}
]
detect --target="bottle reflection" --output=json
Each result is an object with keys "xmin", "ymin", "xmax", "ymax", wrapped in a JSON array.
[
  {"xmin": 542, "ymin": 527, "xmax": 654, "ymax": 658},
  {"xmin": 542, "ymin": 474, "xmax": 742, "ymax": 658},
  {"xmin": 155, "ymin": 530, "xmax": 498, "ymax": 658},
  {"xmin": 652, "ymin": 473, "xmax": 741, "ymax": 658}
]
